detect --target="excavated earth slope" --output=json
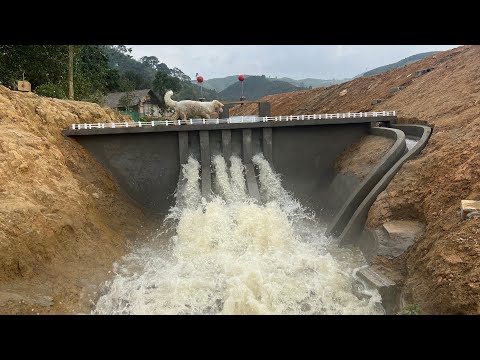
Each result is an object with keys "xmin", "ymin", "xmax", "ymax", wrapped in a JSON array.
[
  {"xmin": 234, "ymin": 45, "xmax": 480, "ymax": 314},
  {"xmin": 0, "ymin": 87, "xmax": 148, "ymax": 314}
]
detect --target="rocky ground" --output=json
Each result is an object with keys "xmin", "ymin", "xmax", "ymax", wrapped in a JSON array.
[
  {"xmin": 0, "ymin": 87, "xmax": 150, "ymax": 314},
  {"xmin": 234, "ymin": 45, "xmax": 480, "ymax": 314}
]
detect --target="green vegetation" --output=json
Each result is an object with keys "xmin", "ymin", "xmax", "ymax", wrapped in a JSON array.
[
  {"xmin": 202, "ymin": 74, "xmax": 349, "ymax": 93},
  {"xmin": 0, "ymin": 45, "xmax": 218, "ymax": 107},
  {"xmin": 397, "ymin": 303, "xmax": 422, "ymax": 315},
  {"xmin": 203, "ymin": 75, "xmax": 253, "ymax": 92},
  {"xmin": 0, "ymin": 46, "xmax": 438, "ymax": 105},
  {"xmin": 218, "ymin": 75, "xmax": 305, "ymax": 101},
  {"xmin": 0, "ymin": 45, "xmax": 121, "ymax": 101}
]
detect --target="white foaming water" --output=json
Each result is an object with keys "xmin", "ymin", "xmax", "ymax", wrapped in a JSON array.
[
  {"xmin": 229, "ymin": 155, "xmax": 248, "ymax": 201},
  {"xmin": 253, "ymin": 153, "xmax": 313, "ymax": 220},
  {"xmin": 94, "ymin": 154, "xmax": 384, "ymax": 315},
  {"xmin": 212, "ymin": 155, "xmax": 235, "ymax": 203},
  {"xmin": 405, "ymin": 138, "xmax": 419, "ymax": 151}
]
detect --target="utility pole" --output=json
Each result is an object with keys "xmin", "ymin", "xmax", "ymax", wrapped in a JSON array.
[{"xmin": 68, "ymin": 45, "xmax": 74, "ymax": 100}]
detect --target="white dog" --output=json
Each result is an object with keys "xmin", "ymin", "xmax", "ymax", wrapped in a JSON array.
[{"xmin": 164, "ymin": 90, "xmax": 224, "ymax": 121}]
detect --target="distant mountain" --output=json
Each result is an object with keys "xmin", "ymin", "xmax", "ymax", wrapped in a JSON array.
[
  {"xmin": 359, "ymin": 51, "xmax": 438, "ymax": 78},
  {"xmin": 218, "ymin": 75, "xmax": 303, "ymax": 101},
  {"xmin": 197, "ymin": 75, "xmax": 255, "ymax": 92},
  {"xmin": 202, "ymin": 75, "xmax": 347, "ymax": 92},
  {"xmin": 277, "ymin": 77, "xmax": 350, "ymax": 88}
]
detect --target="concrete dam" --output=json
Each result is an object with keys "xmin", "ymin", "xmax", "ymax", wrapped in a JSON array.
[{"xmin": 64, "ymin": 110, "xmax": 431, "ymax": 314}]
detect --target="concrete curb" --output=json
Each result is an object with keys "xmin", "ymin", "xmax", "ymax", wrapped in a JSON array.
[
  {"xmin": 338, "ymin": 124, "xmax": 432, "ymax": 246},
  {"xmin": 325, "ymin": 127, "xmax": 406, "ymax": 238}
]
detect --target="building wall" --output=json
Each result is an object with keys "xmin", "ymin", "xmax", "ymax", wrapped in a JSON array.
[{"xmin": 143, "ymin": 102, "xmax": 161, "ymax": 117}]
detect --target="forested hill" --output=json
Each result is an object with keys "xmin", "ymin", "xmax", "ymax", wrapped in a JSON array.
[
  {"xmin": 218, "ymin": 75, "xmax": 304, "ymax": 101},
  {"xmin": 202, "ymin": 75, "xmax": 255, "ymax": 92},
  {"xmin": 0, "ymin": 45, "xmax": 217, "ymax": 107},
  {"xmin": 203, "ymin": 75, "xmax": 347, "ymax": 92}
]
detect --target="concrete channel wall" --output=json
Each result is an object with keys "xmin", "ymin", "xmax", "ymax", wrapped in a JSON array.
[
  {"xmin": 338, "ymin": 124, "xmax": 432, "ymax": 251},
  {"xmin": 324, "ymin": 127, "xmax": 406, "ymax": 238}
]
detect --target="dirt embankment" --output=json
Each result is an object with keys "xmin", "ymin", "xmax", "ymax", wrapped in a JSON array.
[
  {"xmin": 335, "ymin": 135, "xmax": 395, "ymax": 180},
  {"xmin": 0, "ymin": 87, "xmax": 148, "ymax": 314},
  {"xmin": 235, "ymin": 45, "xmax": 480, "ymax": 314}
]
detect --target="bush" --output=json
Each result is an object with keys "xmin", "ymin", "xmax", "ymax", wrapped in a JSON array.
[
  {"xmin": 81, "ymin": 89, "xmax": 105, "ymax": 104},
  {"xmin": 35, "ymin": 83, "xmax": 67, "ymax": 99},
  {"xmin": 397, "ymin": 303, "xmax": 421, "ymax": 315}
]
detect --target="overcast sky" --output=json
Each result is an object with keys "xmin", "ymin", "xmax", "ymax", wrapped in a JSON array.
[{"xmin": 127, "ymin": 45, "xmax": 458, "ymax": 80}]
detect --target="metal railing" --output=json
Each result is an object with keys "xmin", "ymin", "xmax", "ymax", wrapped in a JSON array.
[{"xmin": 70, "ymin": 111, "xmax": 396, "ymax": 130}]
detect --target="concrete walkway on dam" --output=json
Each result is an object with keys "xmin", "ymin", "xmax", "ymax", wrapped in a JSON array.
[{"xmin": 63, "ymin": 112, "xmax": 431, "ymax": 258}]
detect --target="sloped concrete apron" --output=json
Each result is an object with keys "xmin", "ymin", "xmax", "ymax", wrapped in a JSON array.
[
  {"xmin": 338, "ymin": 124, "xmax": 432, "ymax": 249},
  {"xmin": 325, "ymin": 127, "xmax": 406, "ymax": 238}
]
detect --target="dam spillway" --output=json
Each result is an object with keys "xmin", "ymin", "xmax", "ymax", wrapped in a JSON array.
[{"xmin": 64, "ymin": 112, "xmax": 431, "ymax": 313}]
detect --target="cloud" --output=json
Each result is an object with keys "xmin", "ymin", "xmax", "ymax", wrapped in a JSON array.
[{"xmin": 127, "ymin": 45, "xmax": 458, "ymax": 80}]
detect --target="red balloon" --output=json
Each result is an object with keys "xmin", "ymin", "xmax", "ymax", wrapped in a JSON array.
[
  {"xmin": 196, "ymin": 76, "xmax": 204, "ymax": 83},
  {"xmin": 238, "ymin": 74, "xmax": 245, "ymax": 81}
]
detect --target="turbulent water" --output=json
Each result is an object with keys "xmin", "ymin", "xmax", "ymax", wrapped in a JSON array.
[
  {"xmin": 94, "ymin": 154, "xmax": 384, "ymax": 315},
  {"xmin": 405, "ymin": 137, "xmax": 419, "ymax": 151}
]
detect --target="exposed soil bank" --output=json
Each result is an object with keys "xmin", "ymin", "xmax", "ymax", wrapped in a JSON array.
[
  {"xmin": 234, "ymin": 45, "xmax": 480, "ymax": 314},
  {"xmin": 0, "ymin": 86, "xmax": 149, "ymax": 314}
]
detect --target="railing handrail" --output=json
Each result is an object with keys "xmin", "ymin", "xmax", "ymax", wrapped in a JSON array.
[{"xmin": 70, "ymin": 111, "xmax": 397, "ymax": 130}]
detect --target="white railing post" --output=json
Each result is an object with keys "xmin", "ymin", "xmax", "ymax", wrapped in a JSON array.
[
  {"xmin": 151, "ymin": 121, "xmax": 155, "ymax": 126},
  {"xmin": 203, "ymin": 119, "xmax": 206, "ymax": 124},
  {"xmin": 138, "ymin": 121, "xmax": 142, "ymax": 127}
]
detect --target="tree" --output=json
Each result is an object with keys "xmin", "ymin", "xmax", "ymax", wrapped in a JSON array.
[
  {"xmin": 152, "ymin": 71, "xmax": 182, "ymax": 108},
  {"xmin": 156, "ymin": 62, "xmax": 170, "ymax": 73},
  {"xmin": 0, "ymin": 45, "xmax": 68, "ymax": 90},
  {"xmin": 73, "ymin": 45, "xmax": 118, "ymax": 100},
  {"xmin": 118, "ymin": 91, "xmax": 136, "ymax": 112},
  {"xmin": 102, "ymin": 45, "xmax": 155, "ymax": 89},
  {"xmin": 113, "ymin": 45, "xmax": 132, "ymax": 54},
  {"xmin": 0, "ymin": 45, "xmax": 117, "ymax": 101},
  {"xmin": 123, "ymin": 70, "xmax": 150, "ymax": 90},
  {"xmin": 68, "ymin": 45, "xmax": 74, "ymax": 99},
  {"xmin": 170, "ymin": 67, "xmax": 191, "ymax": 82},
  {"xmin": 140, "ymin": 56, "xmax": 160, "ymax": 69}
]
